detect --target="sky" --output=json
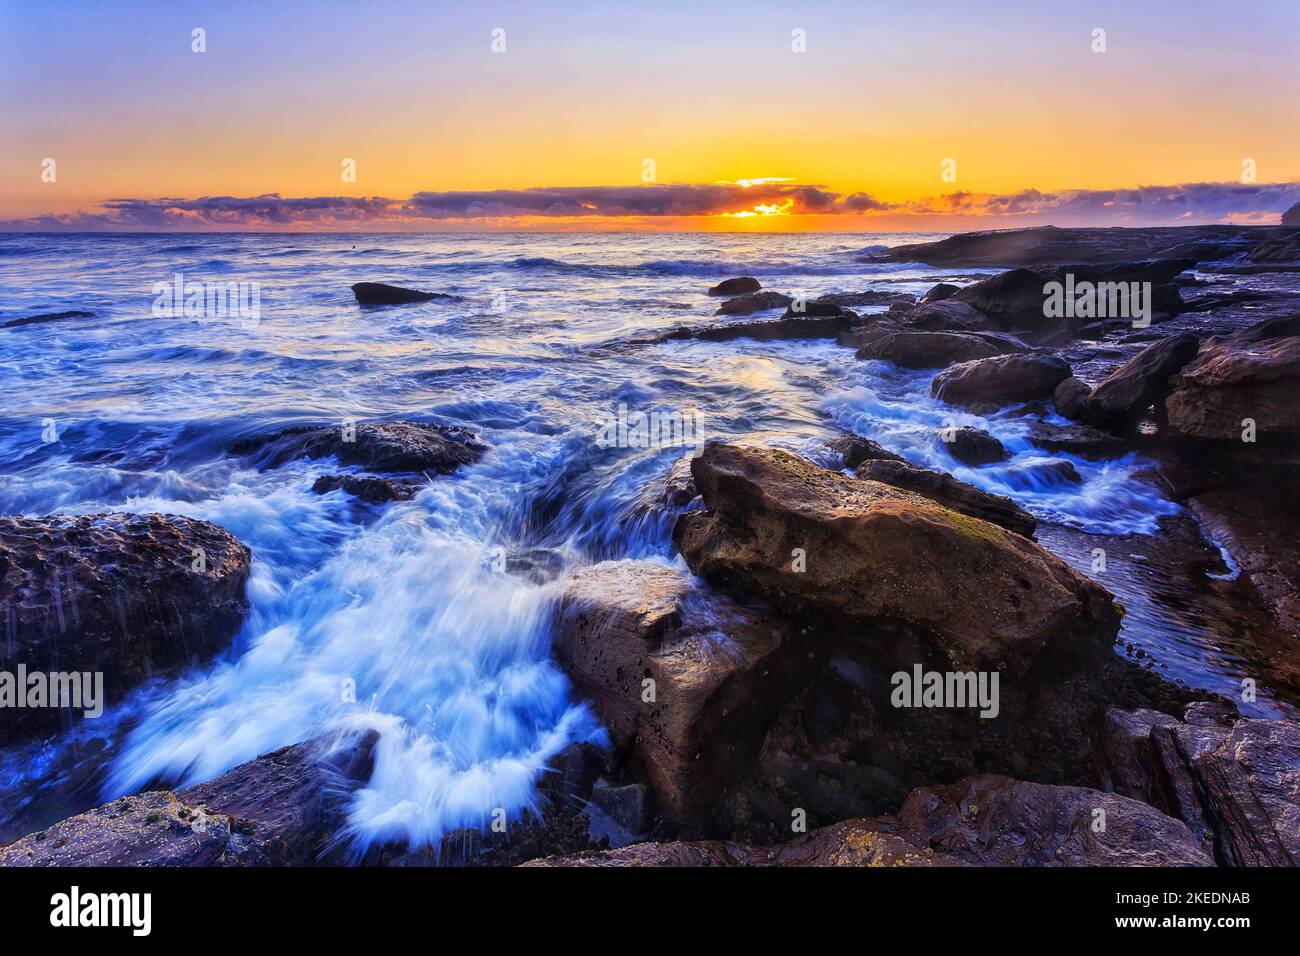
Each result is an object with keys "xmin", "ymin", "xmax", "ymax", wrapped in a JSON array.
[{"xmin": 2, "ymin": 0, "xmax": 1299, "ymax": 231}]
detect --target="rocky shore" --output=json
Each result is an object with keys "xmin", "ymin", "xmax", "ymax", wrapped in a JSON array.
[{"xmin": 3, "ymin": 223, "xmax": 1298, "ymax": 867}]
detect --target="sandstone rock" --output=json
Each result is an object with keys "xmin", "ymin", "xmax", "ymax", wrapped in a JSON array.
[
  {"xmin": 855, "ymin": 458, "xmax": 1035, "ymax": 537},
  {"xmin": 1102, "ymin": 707, "xmax": 1300, "ymax": 866},
  {"xmin": 0, "ymin": 513, "xmax": 251, "ymax": 744},
  {"xmin": 1028, "ymin": 421, "xmax": 1127, "ymax": 459},
  {"xmin": 551, "ymin": 560, "xmax": 812, "ymax": 818},
  {"xmin": 902, "ymin": 299, "xmax": 992, "ymax": 333},
  {"xmin": 1165, "ymin": 334, "xmax": 1300, "ymax": 442},
  {"xmin": 825, "ymin": 434, "xmax": 906, "ymax": 469},
  {"xmin": 232, "ymin": 421, "xmax": 487, "ymax": 474},
  {"xmin": 779, "ymin": 301, "xmax": 858, "ymax": 320},
  {"xmin": 811, "ymin": 291, "xmax": 915, "ymax": 309},
  {"xmin": 951, "ymin": 268, "xmax": 1049, "ymax": 329},
  {"xmin": 707, "ymin": 276, "xmax": 761, "ymax": 297},
  {"xmin": 931, "ymin": 353, "xmax": 1073, "ymax": 407},
  {"xmin": 351, "ymin": 282, "xmax": 460, "ymax": 305},
  {"xmin": 1085, "ymin": 332, "xmax": 1200, "ymax": 423},
  {"xmin": 856, "ymin": 331, "xmax": 1000, "ymax": 369},
  {"xmin": 673, "ymin": 443, "xmax": 1118, "ymax": 675},
  {"xmin": 1053, "ymin": 376, "xmax": 1093, "ymax": 420},
  {"xmin": 941, "ymin": 426, "xmax": 1008, "ymax": 465},
  {"xmin": 713, "ymin": 290, "xmax": 792, "ymax": 315},
  {"xmin": 656, "ymin": 313, "xmax": 856, "ymax": 343},
  {"xmin": 0, "ymin": 734, "xmax": 376, "ymax": 865},
  {"xmin": 895, "ymin": 774, "xmax": 1213, "ymax": 866}
]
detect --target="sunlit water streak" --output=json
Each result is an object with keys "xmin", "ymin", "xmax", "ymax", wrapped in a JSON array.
[{"xmin": 0, "ymin": 231, "xmax": 1287, "ymax": 849}]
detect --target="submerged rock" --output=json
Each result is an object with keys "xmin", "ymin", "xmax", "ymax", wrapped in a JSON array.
[
  {"xmin": 941, "ymin": 426, "xmax": 1008, "ymax": 465},
  {"xmin": 1102, "ymin": 706, "xmax": 1300, "ymax": 865},
  {"xmin": 655, "ymin": 313, "xmax": 858, "ymax": 343},
  {"xmin": 931, "ymin": 353, "xmax": 1073, "ymax": 407},
  {"xmin": 552, "ymin": 560, "xmax": 814, "ymax": 819},
  {"xmin": 232, "ymin": 421, "xmax": 487, "ymax": 474},
  {"xmin": 674, "ymin": 443, "xmax": 1116, "ymax": 675},
  {"xmin": 855, "ymin": 458, "xmax": 1036, "ymax": 537},
  {"xmin": 2, "ymin": 309, "xmax": 96, "ymax": 329},
  {"xmin": 0, "ymin": 513, "xmax": 251, "ymax": 744},
  {"xmin": 1085, "ymin": 332, "xmax": 1200, "ymax": 424},
  {"xmin": 706, "ymin": 276, "xmax": 761, "ymax": 297},
  {"xmin": 311, "ymin": 473, "xmax": 420, "ymax": 503},
  {"xmin": 350, "ymin": 282, "xmax": 460, "ymax": 305},
  {"xmin": 902, "ymin": 299, "xmax": 992, "ymax": 333},
  {"xmin": 0, "ymin": 733, "xmax": 376, "ymax": 865}
]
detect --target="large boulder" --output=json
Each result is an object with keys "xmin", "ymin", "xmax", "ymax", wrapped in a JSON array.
[
  {"xmin": 1053, "ymin": 376, "xmax": 1093, "ymax": 421},
  {"xmin": 0, "ymin": 734, "xmax": 376, "ymax": 865},
  {"xmin": 1102, "ymin": 706, "xmax": 1300, "ymax": 865},
  {"xmin": 0, "ymin": 513, "xmax": 251, "ymax": 744},
  {"xmin": 951, "ymin": 268, "xmax": 1050, "ymax": 329},
  {"xmin": 1085, "ymin": 332, "xmax": 1200, "ymax": 423},
  {"xmin": 1165, "ymin": 334, "xmax": 1300, "ymax": 443},
  {"xmin": 525, "ymin": 774, "xmax": 1210, "ymax": 867},
  {"xmin": 673, "ymin": 443, "xmax": 1119, "ymax": 676},
  {"xmin": 854, "ymin": 458, "xmax": 1035, "ymax": 537},
  {"xmin": 706, "ymin": 277, "xmax": 761, "ymax": 297},
  {"xmin": 231, "ymin": 421, "xmax": 487, "ymax": 474},
  {"xmin": 857, "ymin": 331, "xmax": 1000, "ymax": 368},
  {"xmin": 1282, "ymin": 201, "xmax": 1300, "ymax": 227},
  {"xmin": 825, "ymin": 434, "xmax": 906, "ymax": 470},
  {"xmin": 551, "ymin": 561, "xmax": 813, "ymax": 818},
  {"xmin": 931, "ymin": 353, "xmax": 1072, "ymax": 407}
]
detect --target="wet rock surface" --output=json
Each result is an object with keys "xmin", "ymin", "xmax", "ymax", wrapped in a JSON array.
[
  {"xmin": 706, "ymin": 276, "xmax": 762, "ymax": 297},
  {"xmin": 350, "ymin": 282, "xmax": 461, "ymax": 305},
  {"xmin": 713, "ymin": 290, "xmax": 791, "ymax": 315},
  {"xmin": 2, "ymin": 310, "xmax": 96, "ymax": 329},
  {"xmin": 0, "ymin": 734, "xmax": 376, "ymax": 865},
  {"xmin": 857, "ymin": 330, "xmax": 1001, "ymax": 368},
  {"xmin": 0, "ymin": 513, "xmax": 252, "ymax": 744},
  {"xmin": 674, "ymin": 443, "xmax": 1115, "ymax": 675},
  {"xmin": 931, "ymin": 353, "xmax": 1073, "ymax": 407},
  {"xmin": 232, "ymin": 421, "xmax": 487, "ymax": 474},
  {"xmin": 941, "ymin": 426, "xmax": 1008, "ymax": 465},
  {"xmin": 855, "ymin": 458, "xmax": 1036, "ymax": 537}
]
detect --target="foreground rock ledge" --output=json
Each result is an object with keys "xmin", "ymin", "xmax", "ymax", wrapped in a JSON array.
[
  {"xmin": 0, "ymin": 733, "xmax": 376, "ymax": 866},
  {"xmin": 552, "ymin": 560, "xmax": 814, "ymax": 819},
  {"xmin": 672, "ymin": 443, "xmax": 1118, "ymax": 676},
  {"xmin": 0, "ymin": 513, "xmax": 252, "ymax": 744},
  {"xmin": 524, "ymin": 774, "xmax": 1212, "ymax": 867}
]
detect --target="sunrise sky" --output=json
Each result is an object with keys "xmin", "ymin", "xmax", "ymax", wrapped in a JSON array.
[{"xmin": 2, "ymin": 0, "xmax": 1299, "ymax": 231}]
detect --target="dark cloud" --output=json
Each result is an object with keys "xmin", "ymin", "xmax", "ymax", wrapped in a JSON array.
[{"xmin": 3, "ymin": 181, "xmax": 1297, "ymax": 229}]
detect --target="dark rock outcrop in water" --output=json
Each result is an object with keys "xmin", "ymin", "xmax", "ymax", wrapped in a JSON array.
[
  {"xmin": 900, "ymin": 298, "xmax": 992, "ymax": 333},
  {"xmin": 2, "ymin": 310, "xmax": 96, "ymax": 329},
  {"xmin": 826, "ymin": 434, "xmax": 906, "ymax": 469},
  {"xmin": 855, "ymin": 458, "xmax": 1036, "ymax": 537},
  {"xmin": 1085, "ymin": 332, "xmax": 1200, "ymax": 424},
  {"xmin": 0, "ymin": 513, "xmax": 251, "ymax": 745},
  {"xmin": 552, "ymin": 561, "xmax": 814, "ymax": 819},
  {"xmin": 233, "ymin": 421, "xmax": 487, "ymax": 474},
  {"xmin": 942, "ymin": 426, "xmax": 1008, "ymax": 465},
  {"xmin": 1283, "ymin": 202, "xmax": 1300, "ymax": 227},
  {"xmin": 527, "ymin": 774, "xmax": 1211, "ymax": 867},
  {"xmin": 867, "ymin": 224, "xmax": 1264, "ymax": 268},
  {"xmin": 0, "ymin": 734, "xmax": 377, "ymax": 865},
  {"xmin": 1102, "ymin": 705, "xmax": 1300, "ymax": 865},
  {"xmin": 706, "ymin": 276, "xmax": 761, "ymax": 297},
  {"xmin": 654, "ymin": 312, "xmax": 858, "ymax": 343},
  {"xmin": 673, "ymin": 443, "xmax": 1114, "ymax": 675},
  {"xmin": 931, "ymin": 353, "xmax": 1072, "ymax": 407},
  {"xmin": 311, "ymin": 474, "xmax": 420, "ymax": 503},
  {"xmin": 713, "ymin": 290, "xmax": 791, "ymax": 315},
  {"xmin": 350, "ymin": 282, "xmax": 460, "ymax": 305}
]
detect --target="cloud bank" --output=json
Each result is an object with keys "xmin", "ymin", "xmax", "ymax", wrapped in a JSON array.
[{"xmin": 5, "ymin": 181, "xmax": 1299, "ymax": 230}]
